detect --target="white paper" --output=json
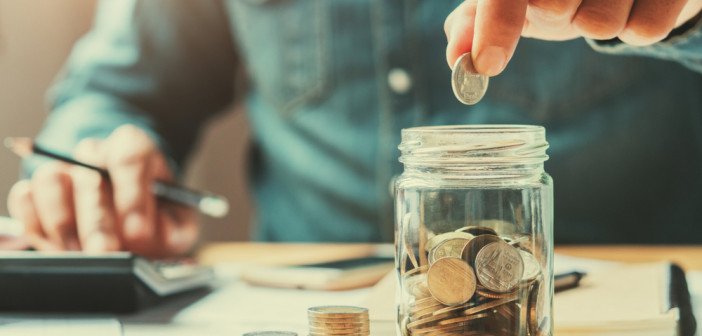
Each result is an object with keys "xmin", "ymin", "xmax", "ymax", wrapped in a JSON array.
[{"xmin": 0, "ymin": 317, "xmax": 121, "ymax": 336}]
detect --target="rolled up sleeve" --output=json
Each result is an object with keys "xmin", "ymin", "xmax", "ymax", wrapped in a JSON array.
[{"xmin": 586, "ymin": 15, "xmax": 702, "ymax": 74}]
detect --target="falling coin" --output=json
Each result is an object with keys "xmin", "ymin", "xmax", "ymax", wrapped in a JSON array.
[{"xmin": 451, "ymin": 52, "xmax": 489, "ymax": 105}]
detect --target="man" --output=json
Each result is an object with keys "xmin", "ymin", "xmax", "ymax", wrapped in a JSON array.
[{"xmin": 7, "ymin": 0, "xmax": 702, "ymax": 257}]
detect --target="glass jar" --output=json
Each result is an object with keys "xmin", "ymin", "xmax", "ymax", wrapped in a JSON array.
[{"xmin": 394, "ymin": 125, "xmax": 553, "ymax": 336}]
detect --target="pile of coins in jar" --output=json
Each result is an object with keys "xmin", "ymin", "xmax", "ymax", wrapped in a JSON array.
[{"xmin": 400, "ymin": 224, "xmax": 547, "ymax": 336}]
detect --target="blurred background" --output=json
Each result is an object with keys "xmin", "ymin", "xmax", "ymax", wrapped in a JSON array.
[{"xmin": 0, "ymin": 0, "xmax": 253, "ymax": 242}]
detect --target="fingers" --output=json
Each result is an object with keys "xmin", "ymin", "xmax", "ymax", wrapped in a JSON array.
[
  {"xmin": 72, "ymin": 138, "xmax": 122, "ymax": 253},
  {"xmin": 572, "ymin": 0, "xmax": 633, "ymax": 40},
  {"xmin": 30, "ymin": 162, "xmax": 79, "ymax": 250},
  {"xmin": 619, "ymin": 0, "xmax": 689, "ymax": 46},
  {"xmin": 676, "ymin": 0, "xmax": 702, "ymax": 28},
  {"xmin": 526, "ymin": 0, "xmax": 581, "ymax": 31},
  {"xmin": 104, "ymin": 125, "xmax": 159, "ymax": 253},
  {"xmin": 156, "ymin": 203, "xmax": 199, "ymax": 258},
  {"xmin": 7, "ymin": 179, "xmax": 58, "ymax": 251},
  {"xmin": 472, "ymin": 0, "xmax": 528, "ymax": 76},
  {"xmin": 445, "ymin": 1, "xmax": 478, "ymax": 68}
]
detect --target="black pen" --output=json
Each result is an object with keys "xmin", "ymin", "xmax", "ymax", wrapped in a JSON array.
[
  {"xmin": 4, "ymin": 137, "xmax": 229, "ymax": 218},
  {"xmin": 554, "ymin": 271, "xmax": 586, "ymax": 292}
]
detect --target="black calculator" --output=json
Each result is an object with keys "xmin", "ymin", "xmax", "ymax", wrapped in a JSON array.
[{"xmin": 0, "ymin": 251, "xmax": 214, "ymax": 313}]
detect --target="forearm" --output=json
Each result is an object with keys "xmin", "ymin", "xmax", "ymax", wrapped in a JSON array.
[
  {"xmin": 587, "ymin": 14, "xmax": 702, "ymax": 74},
  {"xmin": 24, "ymin": 0, "xmax": 237, "ymax": 178}
]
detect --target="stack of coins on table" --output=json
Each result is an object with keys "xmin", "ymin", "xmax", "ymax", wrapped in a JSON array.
[
  {"xmin": 307, "ymin": 306, "xmax": 370, "ymax": 336},
  {"xmin": 400, "ymin": 225, "xmax": 547, "ymax": 336}
]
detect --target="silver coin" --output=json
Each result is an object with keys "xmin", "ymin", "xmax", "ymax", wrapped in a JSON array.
[{"xmin": 451, "ymin": 52, "xmax": 489, "ymax": 105}]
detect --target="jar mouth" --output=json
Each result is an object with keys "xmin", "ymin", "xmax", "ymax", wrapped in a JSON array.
[
  {"xmin": 403, "ymin": 125, "xmax": 544, "ymax": 134},
  {"xmin": 399, "ymin": 124, "xmax": 549, "ymax": 170}
]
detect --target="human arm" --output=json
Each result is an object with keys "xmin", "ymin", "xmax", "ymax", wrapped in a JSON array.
[
  {"xmin": 7, "ymin": 0, "xmax": 237, "ymax": 257},
  {"xmin": 444, "ymin": 0, "xmax": 702, "ymax": 75}
]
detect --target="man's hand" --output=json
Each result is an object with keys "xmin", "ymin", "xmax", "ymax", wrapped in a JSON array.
[
  {"xmin": 445, "ymin": 0, "xmax": 702, "ymax": 76},
  {"xmin": 7, "ymin": 125, "xmax": 198, "ymax": 258}
]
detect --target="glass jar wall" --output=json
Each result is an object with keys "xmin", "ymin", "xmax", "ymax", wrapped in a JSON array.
[{"xmin": 394, "ymin": 125, "xmax": 553, "ymax": 336}]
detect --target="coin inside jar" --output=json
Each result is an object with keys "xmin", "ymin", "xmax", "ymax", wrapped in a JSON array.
[
  {"xmin": 461, "ymin": 234, "xmax": 503, "ymax": 266},
  {"xmin": 455, "ymin": 225, "xmax": 498, "ymax": 237},
  {"xmin": 474, "ymin": 241, "xmax": 525, "ymax": 293},
  {"xmin": 425, "ymin": 231, "xmax": 473, "ymax": 252},
  {"xmin": 428, "ymin": 236, "xmax": 471, "ymax": 264},
  {"xmin": 451, "ymin": 52, "xmax": 489, "ymax": 105},
  {"xmin": 426, "ymin": 257, "xmax": 477, "ymax": 306},
  {"xmin": 519, "ymin": 249, "xmax": 541, "ymax": 282}
]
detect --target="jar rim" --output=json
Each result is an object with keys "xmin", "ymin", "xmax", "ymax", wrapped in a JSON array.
[
  {"xmin": 399, "ymin": 124, "xmax": 549, "ymax": 175},
  {"xmin": 402, "ymin": 124, "xmax": 544, "ymax": 134}
]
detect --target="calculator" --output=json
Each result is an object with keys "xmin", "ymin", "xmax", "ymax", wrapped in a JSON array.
[{"xmin": 0, "ymin": 251, "xmax": 215, "ymax": 313}]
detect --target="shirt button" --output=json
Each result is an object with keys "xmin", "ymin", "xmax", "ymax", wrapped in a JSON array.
[{"xmin": 387, "ymin": 68, "xmax": 412, "ymax": 94}]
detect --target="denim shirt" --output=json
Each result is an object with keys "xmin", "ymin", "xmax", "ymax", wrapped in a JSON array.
[{"xmin": 27, "ymin": 0, "xmax": 702, "ymax": 244}]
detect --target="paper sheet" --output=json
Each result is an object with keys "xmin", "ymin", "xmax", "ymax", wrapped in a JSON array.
[{"xmin": 0, "ymin": 317, "xmax": 121, "ymax": 336}]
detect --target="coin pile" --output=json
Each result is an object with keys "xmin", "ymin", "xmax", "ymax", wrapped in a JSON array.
[
  {"xmin": 401, "ymin": 225, "xmax": 546, "ymax": 336},
  {"xmin": 307, "ymin": 306, "xmax": 370, "ymax": 336}
]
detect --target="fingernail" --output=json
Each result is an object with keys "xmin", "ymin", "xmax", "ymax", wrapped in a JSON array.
[
  {"xmin": 125, "ymin": 213, "xmax": 150, "ymax": 240},
  {"xmin": 476, "ymin": 46, "xmax": 507, "ymax": 77}
]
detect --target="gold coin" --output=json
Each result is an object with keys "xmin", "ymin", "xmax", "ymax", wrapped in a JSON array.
[
  {"xmin": 462, "ymin": 296, "xmax": 518, "ymax": 316},
  {"xmin": 431, "ymin": 297, "xmax": 483, "ymax": 316},
  {"xmin": 455, "ymin": 225, "xmax": 497, "ymax": 237},
  {"xmin": 309, "ymin": 326, "xmax": 370, "ymax": 334},
  {"xmin": 474, "ymin": 241, "xmax": 524, "ymax": 293},
  {"xmin": 403, "ymin": 264, "xmax": 429, "ymax": 277},
  {"xmin": 411, "ymin": 296, "xmax": 441, "ymax": 310},
  {"xmin": 308, "ymin": 317, "xmax": 368, "ymax": 322},
  {"xmin": 426, "ymin": 257, "xmax": 476, "ymax": 306},
  {"xmin": 428, "ymin": 237, "xmax": 470, "ymax": 264},
  {"xmin": 308, "ymin": 306, "xmax": 368, "ymax": 317},
  {"xmin": 308, "ymin": 333, "xmax": 369, "ymax": 336},
  {"xmin": 476, "ymin": 288, "xmax": 518, "ymax": 299},
  {"xmin": 405, "ymin": 311, "xmax": 449, "ymax": 329},
  {"xmin": 436, "ymin": 311, "xmax": 489, "ymax": 326},
  {"xmin": 409, "ymin": 320, "xmax": 474, "ymax": 334},
  {"xmin": 425, "ymin": 232, "xmax": 473, "ymax": 252},
  {"xmin": 527, "ymin": 278, "xmax": 544, "ymax": 336},
  {"xmin": 308, "ymin": 321, "xmax": 368, "ymax": 328}
]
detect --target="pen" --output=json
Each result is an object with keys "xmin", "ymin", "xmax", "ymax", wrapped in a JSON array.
[
  {"xmin": 554, "ymin": 271, "xmax": 586, "ymax": 292},
  {"xmin": 4, "ymin": 137, "xmax": 229, "ymax": 218}
]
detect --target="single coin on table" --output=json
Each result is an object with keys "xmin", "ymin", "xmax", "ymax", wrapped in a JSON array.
[{"xmin": 451, "ymin": 52, "xmax": 489, "ymax": 105}]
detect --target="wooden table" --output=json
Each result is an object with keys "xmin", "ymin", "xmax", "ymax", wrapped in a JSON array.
[{"xmin": 198, "ymin": 243, "xmax": 702, "ymax": 271}]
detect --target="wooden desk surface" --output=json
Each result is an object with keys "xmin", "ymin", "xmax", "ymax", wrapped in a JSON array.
[{"xmin": 198, "ymin": 243, "xmax": 702, "ymax": 271}]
